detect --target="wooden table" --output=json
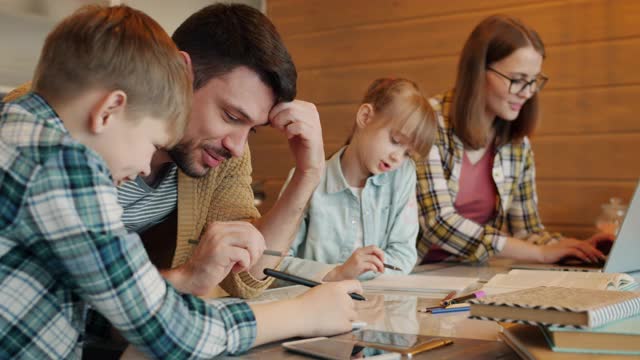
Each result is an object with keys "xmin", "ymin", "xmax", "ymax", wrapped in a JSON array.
[{"xmin": 216, "ymin": 259, "xmax": 520, "ymax": 359}]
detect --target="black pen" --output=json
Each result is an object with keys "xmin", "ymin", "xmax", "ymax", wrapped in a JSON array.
[
  {"xmin": 263, "ymin": 268, "xmax": 366, "ymax": 301},
  {"xmin": 383, "ymin": 263, "xmax": 402, "ymax": 271}
]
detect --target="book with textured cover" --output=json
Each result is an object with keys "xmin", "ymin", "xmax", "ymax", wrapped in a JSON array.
[{"xmin": 469, "ymin": 286, "xmax": 640, "ymax": 328}]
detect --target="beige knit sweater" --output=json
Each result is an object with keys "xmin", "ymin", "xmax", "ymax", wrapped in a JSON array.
[
  {"xmin": 4, "ymin": 84, "xmax": 275, "ymax": 299},
  {"xmin": 174, "ymin": 147, "xmax": 276, "ymax": 298}
]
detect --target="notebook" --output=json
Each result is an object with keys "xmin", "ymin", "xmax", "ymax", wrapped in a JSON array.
[
  {"xmin": 500, "ymin": 324, "xmax": 633, "ymax": 360},
  {"xmin": 468, "ymin": 286, "xmax": 640, "ymax": 328},
  {"xmin": 481, "ymin": 269, "xmax": 637, "ymax": 295},
  {"xmin": 362, "ymin": 274, "xmax": 479, "ymax": 296},
  {"xmin": 542, "ymin": 314, "xmax": 640, "ymax": 355}
]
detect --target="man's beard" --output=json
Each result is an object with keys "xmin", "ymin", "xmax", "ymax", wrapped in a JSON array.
[{"xmin": 168, "ymin": 142, "xmax": 232, "ymax": 178}]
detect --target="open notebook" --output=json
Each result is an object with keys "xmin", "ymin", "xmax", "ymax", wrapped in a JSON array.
[
  {"xmin": 481, "ymin": 269, "xmax": 637, "ymax": 295},
  {"xmin": 362, "ymin": 274, "xmax": 479, "ymax": 296}
]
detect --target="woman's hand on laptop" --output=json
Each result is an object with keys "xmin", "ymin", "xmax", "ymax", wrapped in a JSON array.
[
  {"xmin": 586, "ymin": 232, "xmax": 616, "ymax": 254},
  {"xmin": 539, "ymin": 238, "xmax": 606, "ymax": 264}
]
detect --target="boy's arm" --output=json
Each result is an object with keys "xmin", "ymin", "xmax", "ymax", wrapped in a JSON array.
[{"xmin": 30, "ymin": 148, "xmax": 256, "ymax": 358}]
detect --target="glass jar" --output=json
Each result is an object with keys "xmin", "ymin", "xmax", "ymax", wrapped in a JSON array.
[{"xmin": 595, "ymin": 197, "xmax": 627, "ymax": 236}]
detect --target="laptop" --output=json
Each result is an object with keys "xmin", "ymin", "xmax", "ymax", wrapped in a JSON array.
[{"xmin": 512, "ymin": 180, "xmax": 640, "ymax": 273}]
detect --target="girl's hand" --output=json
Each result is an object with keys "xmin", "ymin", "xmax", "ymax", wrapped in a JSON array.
[{"xmin": 323, "ymin": 245, "xmax": 385, "ymax": 281}]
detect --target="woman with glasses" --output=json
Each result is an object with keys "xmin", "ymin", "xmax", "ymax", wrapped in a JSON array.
[{"xmin": 415, "ymin": 14, "xmax": 612, "ymax": 264}]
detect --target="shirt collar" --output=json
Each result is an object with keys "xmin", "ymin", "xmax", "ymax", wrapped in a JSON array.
[
  {"xmin": 324, "ymin": 146, "xmax": 391, "ymax": 194},
  {"xmin": 18, "ymin": 92, "xmax": 67, "ymax": 133}
]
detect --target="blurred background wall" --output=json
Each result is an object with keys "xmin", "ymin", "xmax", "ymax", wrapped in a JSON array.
[
  {"xmin": 1, "ymin": 0, "xmax": 638, "ymax": 238},
  {"xmin": 0, "ymin": 0, "xmax": 262, "ymax": 94},
  {"xmin": 252, "ymin": 0, "xmax": 640, "ymax": 238}
]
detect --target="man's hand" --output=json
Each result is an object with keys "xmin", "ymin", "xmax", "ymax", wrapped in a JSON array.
[
  {"xmin": 163, "ymin": 221, "xmax": 265, "ymax": 296},
  {"xmin": 269, "ymin": 100, "xmax": 325, "ymax": 179},
  {"xmin": 251, "ymin": 100, "xmax": 324, "ymax": 280}
]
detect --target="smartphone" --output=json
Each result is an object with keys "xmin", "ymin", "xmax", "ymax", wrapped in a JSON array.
[
  {"xmin": 348, "ymin": 329, "xmax": 453, "ymax": 356},
  {"xmin": 282, "ymin": 337, "xmax": 402, "ymax": 360}
]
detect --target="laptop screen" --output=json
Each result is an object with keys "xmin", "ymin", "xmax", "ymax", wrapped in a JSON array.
[{"xmin": 604, "ymin": 180, "xmax": 640, "ymax": 273}]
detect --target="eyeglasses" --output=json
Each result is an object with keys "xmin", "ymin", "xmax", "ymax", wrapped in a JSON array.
[{"xmin": 487, "ymin": 67, "xmax": 549, "ymax": 95}]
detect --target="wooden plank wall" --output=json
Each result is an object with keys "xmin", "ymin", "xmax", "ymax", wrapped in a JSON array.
[{"xmin": 251, "ymin": 0, "xmax": 640, "ymax": 238}]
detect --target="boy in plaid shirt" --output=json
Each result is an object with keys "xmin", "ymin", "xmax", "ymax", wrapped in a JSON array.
[{"xmin": 0, "ymin": 5, "xmax": 360, "ymax": 359}]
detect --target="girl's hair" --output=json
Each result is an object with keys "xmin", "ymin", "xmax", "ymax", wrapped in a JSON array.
[
  {"xmin": 452, "ymin": 14, "xmax": 545, "ymax": 149},
  {"xmin": 346, "ymin": 78, "xmax": 436, "ymax": 158}
]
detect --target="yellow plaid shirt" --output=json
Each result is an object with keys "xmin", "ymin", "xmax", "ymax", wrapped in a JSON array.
[{"xmin": 415, "ymin": 90, "xmax": 560, "ymax": 263}]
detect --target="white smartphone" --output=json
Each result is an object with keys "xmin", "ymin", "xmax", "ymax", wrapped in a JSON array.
[{"xmin": 282, "ymin": 337, "xmax": 402, "ymax": 360}]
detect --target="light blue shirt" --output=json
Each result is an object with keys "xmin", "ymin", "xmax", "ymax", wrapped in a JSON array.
[{"xmin": 281, "ymin": 146, "xmax": 419, "ymax": 281}]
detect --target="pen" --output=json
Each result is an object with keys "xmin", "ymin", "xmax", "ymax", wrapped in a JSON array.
[
  {"xmin": 418, "ymin": 305, "xmax": 444, "ymax": 313},
  {"xmin": 445, "ymin": 302, "xmax": 471, "ymax": 309},
  {"xmin": 442, "ymin": 290, "xmax": 457, "ymax": 302},
  {"xmin": 187, "ymin": 240, "xmax": 285, "ymax": 257},
  {"xmin": 263, "ymin": 268, "xmax": 366, "ymax": 301},
  {"xmin": 383, "ymin": 263, "xmax": 402, "ymax": 271},
  {"xmin": 430, "ymin": 306, "xmax": 470, "ymax": 314},
  {"xmin": 441, "ymin": 290, "xmax": 486, "ymax": 307},
  {"xmin": 418, "ymin": 302, "xmax": 470, "ymax": 313},
  {"xmin": 263, "ymin": 249, "xmax": 285, "ymax": 257}
]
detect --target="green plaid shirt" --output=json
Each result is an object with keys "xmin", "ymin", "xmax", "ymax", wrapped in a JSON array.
[
  {"xmin": 415, "ymin": 90, "xmax": 560, "ymax": 263},
  {"xmin": 0, "ymin": 93, "xmax": 256, "ymax": 359}
]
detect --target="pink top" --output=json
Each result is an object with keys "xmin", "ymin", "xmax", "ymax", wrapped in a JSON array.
[
  {"xmin": 422, "ymin": 146, "xmax": 497, "ymax": 263},
  {"xmin": 454, "ymin": 147, "xmax": 497, "ymax": 225}
]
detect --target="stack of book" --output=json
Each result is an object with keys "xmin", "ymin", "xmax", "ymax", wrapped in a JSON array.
[
  {"xmin": 542, "ymin": 315, "xmax": 640, "ymax": 355},
  {"xmin": 468, "ymin": 286, "xmax": 640, "ymax": 357}
]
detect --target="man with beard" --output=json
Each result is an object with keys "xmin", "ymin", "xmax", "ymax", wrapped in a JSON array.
[
  {"xmin": 4, "ymin": 3, "xmax": 322, "ymax": 298},
  {"xmin": 122, "ymin": 3, "xmax": 324, "ymax": 297}
]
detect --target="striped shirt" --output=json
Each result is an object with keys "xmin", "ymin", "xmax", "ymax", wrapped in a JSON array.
[
  {"xmin": 0, "ymin": 93, "xmax": 256, "ymax": 359},
  {"xmin": 415, "ymin": 90, "xmax": 560, "ymax": 263},
  {"xmin": 118, "ymin": 165, "xmax": 177, "ymax": 233}
]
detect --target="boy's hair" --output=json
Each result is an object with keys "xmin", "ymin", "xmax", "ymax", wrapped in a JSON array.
[
  {"xmin": 452, "ymin": 14, "xmax": 545, "ymax": 149},
  {"xmin": 32, "ymin": 5, "xmax": 191, "ymax": 147},
  {"xmin": 172, "ymin": 3, "xmax": 296, "ymax": 103},
  {"xmin": 347, "ymin": 78, "xmax": 436, "ymax": 158}
]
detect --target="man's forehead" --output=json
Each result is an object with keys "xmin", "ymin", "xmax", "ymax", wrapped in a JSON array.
[
  {"xmin": 201, "ymin": 68, "xmax": 276, "ymax": 125},
  {"xmin": 220, "ymin": 94, "xmax": 273, "ymax": 127}
]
